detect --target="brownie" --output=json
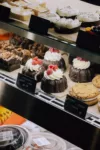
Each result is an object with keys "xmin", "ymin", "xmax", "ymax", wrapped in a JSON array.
[{"xmin": 0, "ymin": 51, "xmax": 21, "ymax": 71}]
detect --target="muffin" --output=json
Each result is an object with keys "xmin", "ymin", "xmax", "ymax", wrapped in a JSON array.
[
  {"xmin": 56, "ymin": 6, "xmax": 79, "ymax": 19},
  {"xmin": 77, "ymin": 12, "xmax": 100, "ymax": 27},
  {"xmin": 92, "ymin": 75, "xmax": 100, "ymax": 91},
  {"xmin": 69, "ymin": 57, "xmax": 95, "ymax": 83},
  {"xmin": 22, "ymin": 57, "xmax": 45, "ymax": 82},
  {"xmin": 41, "ymin": 65, "xmax": 68, "ymax": 93},
  {"xmin": 54, "ymin": 18, "xmax": 81, "ymax": 34},
  {"xmin": 70, "ymin": 83, "xmax": 99, "ymax": 105},
  {"xmin": 43, "ymin": 48, "xmax": 66, "ymax": 71},
  {"xmin": 97, "ymin": 95, "xmax": 100, "ymax": 112}
]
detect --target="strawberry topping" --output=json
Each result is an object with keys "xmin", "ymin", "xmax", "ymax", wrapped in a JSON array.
[
  {"xmin": 77, "ymin": 57, "xmax": 88, "ymax": 62},
  {"xmin": 49, "ymin": 47, "xmax": 59, "ymax": 53},
  {"xmin": 47, "ymin": 69, "xmax": 53, "ymax": 75},
  {"xmin": 32, "ymin": 57, "xmax": 43, "ymax": 65}
]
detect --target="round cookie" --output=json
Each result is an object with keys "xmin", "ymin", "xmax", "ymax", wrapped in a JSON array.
[
  {"xmin": 97, "ymin": 95, "xmax": 100, "ymax": 112},
  {"xmin": 92, "ymin": 75, "xmax": 100, "ymax": 88},
  {"xmin": 70, "ymin": 83, "xmax": 99, "ymax": 106}
]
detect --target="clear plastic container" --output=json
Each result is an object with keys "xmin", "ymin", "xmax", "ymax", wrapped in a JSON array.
[
  {"xmin": 31, "ymin": 132, "xmax": 67, "ymax": 150},
  {"xmin": 0, "ymin": 125, "xmax": 31, "ymax": 150}
]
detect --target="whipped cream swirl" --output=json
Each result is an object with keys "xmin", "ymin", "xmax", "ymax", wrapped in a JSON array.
[
  {"xmin": 25, "ymin": 59, "xmax": 41, "ymax": 71},
  {"xmin": 44, "ymin": 51, "xmax": 61, "ymax": 61},
  {"xmin": 57, "ymin": 6, "xmax": 79, "ymax": 17},
  {"xmin": 39, "ymin": 12, "xmax": 60, "ymax": 23},
  {"xmin": 55, "ymin": 18, "xmax": 81, "ymax": 29},
  {"xmin": 44, "ymin": 69, "xmax": 63, "ymax": 80},
  {"xmin": 73, "ymin": 58, "xmax": 90, "ymax": 69},
  {"xmin": 77, "ymin": 12, "xmax": 100, "ymax": 22}
]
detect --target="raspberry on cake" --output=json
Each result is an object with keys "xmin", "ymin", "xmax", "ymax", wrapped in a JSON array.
[
  {"xmin": 22, "ymin": 57, "xmax": 45, "ymax": 82},
  {"xmin": 43, "ymin": 48, "xmax": 66, "ymax": 71},
  {"xmin": 41, "ymin": 65, "xmax": 67, "ymax": 93}
]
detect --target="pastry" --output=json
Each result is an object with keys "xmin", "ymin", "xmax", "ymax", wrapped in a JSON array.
[
  {"xmin": 69, "ymin": 57, "xmax": 95, "ymax": 83},
  {"xmin": 39, "ymin": 12, "xmax": 60, "ymax": 27},
  {"xmin": 70, "ymin": 83, "xmax": 99, "ymax": 105},
  {"xmin": 54, "ymin": 18, "xmax": 81, "ymax": 34},
  {"xmin": 43, "ymin": 47, "xmax": 66, "ymax": 71},
  {"xmin": 92, "ymin": 75, "xmax": 100, "ymax": 90},
  {"xmin": 56, "ymin": 6, "xmax": 79, "ymax": 19},
  {"xmin": 41, "ymin": 65, "xmax": 67, "ymax": 93},
  {"xmin": 77, "ymin": 12, "xmax": 100, "ymax": 27},
  {"xmin": 97, "ymin": 95, "xmax": 100, "ymax": 112},
  {"xmin": 22, "ymin": 57, "xmax": 45, "ymax": 82},
  {"xmin": 11, "ymin": 7, "xmax": 33, "ymax": 21},
  {"xmin": 0, "ymin": 51, "xmax": 21, "ymax": 71},
  {"xmin": 12, "ymin": 48, "xmax": 32, "ymax": 65}
]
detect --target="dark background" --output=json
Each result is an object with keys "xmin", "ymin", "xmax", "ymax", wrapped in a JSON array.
[{"xmin": 81, "ymin": 0, "xmax": 100, "ymax": 5}]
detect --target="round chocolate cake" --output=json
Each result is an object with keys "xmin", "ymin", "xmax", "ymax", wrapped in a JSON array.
[
  {"xmin": 69, "ymin": 57, "xmax": 95, "ymax": 83},
  {"xmin": 41, "ymin": 65, "xmax": 67, "ymax": 93},
  {"xmin": 22, "ymin": 57, "xmax": 45, "ymax": 82},
  {"xmin": 43, "ymin": 48, "xmax": 66, "ymax": 71}
]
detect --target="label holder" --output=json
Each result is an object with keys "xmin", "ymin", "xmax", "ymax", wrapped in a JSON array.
[
  {"xmin": 64, "ymin": 95, "xmax": 88, "ymax": 119},
  {"xmin": 0, "ymin": 5, "xmax": 10, "ymax": 21},
  {"xmin": 29, "ymin": 15, "xmax": 51, "ymax": 35},
  {"xmin": 16, "ymin": 73, "xmax": 37, "ymax": 94}
]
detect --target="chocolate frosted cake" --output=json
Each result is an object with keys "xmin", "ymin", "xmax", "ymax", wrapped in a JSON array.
[
  {"xmin": 22, "ymin": 57, "xmax": 45, "ymax": 82},
  {"xmin": 0, "ymin": 51, "xmax": 21, "ymax": 71},
  {"xmin": 43, "ymin": 48, "xmax": 66, "ymax": 71},
  {"xmin": 41, "ymin": 65, "xmax": 67, "ymax": 93},
  {"xmin": 69, "ymin": 57, "xmax": 95, "ymax": 83}
]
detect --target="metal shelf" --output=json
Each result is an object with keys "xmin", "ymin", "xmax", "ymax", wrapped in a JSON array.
[
  {"xmin": 0, "ymin": 19, "xmax": 100, "ymax": 64},
  {"xmin": 0, "ymin": 73, "xmax": 100, "ymax": 150}
]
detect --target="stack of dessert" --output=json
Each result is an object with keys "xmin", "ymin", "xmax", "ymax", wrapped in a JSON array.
[
  {"xmin": 0, "ymin": 34, "xmax": 48, "ymax": 71},
  {"xmin": 0, "ymin": 0, "xmax": 49, "ymax": 21}
]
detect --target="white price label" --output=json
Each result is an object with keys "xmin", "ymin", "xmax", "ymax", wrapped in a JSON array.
[
  {"xmin": 33, "ymin": 137, "xmax": 50, "ymax": 146},
  {"xmin": 0, "ymin": 131, "xmax": 13, "ymax": 142}
]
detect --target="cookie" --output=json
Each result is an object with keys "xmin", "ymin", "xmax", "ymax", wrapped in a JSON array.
[
  {"xmin": 97, "ymin": 95, "xmax": 100, "ymax": 112},
  {"xmin": 92, "ymin": 75, "xmax": 100, "ymax": 88},
  {"xmin": 69, "ymin": 83, "xmax": 99, "ymax": 106}
]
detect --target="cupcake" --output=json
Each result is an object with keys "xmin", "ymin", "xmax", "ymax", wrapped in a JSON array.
[
  {"xmin": 43, "ymin": 48, "xmax": 66, "ymax": 71},
  {"xmin": 92, "ymin": 75, "xmax": 100, "ymax": 91},
  {"xmin": 54, "ymin": 18, "xmax": 81, "ymax": 34},
  {"xmin": 77, "ymin": 12, "xmax": 100, "ymax": 27},
  {"xmin": 69, "ymin": 57, "xmax": 95, "ymax": 83},
  {"xmin": 41, "ymin": 65, "xmax": 67, "ymax": 93},
  {"xmin": 56, "ymin": 6, "xmax": 79, "ymax": 19},
  {"xmin": 70, "ymin": 83, "xmax": 99, "ymax": 105},
  {"xmin": 22, "ymin": 57, "xmax": 45, "ymax": 82}
]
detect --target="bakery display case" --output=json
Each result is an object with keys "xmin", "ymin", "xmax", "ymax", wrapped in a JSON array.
[{"xmin": 0, "ymin": 0, "xmax": 100, "ymax": 150}]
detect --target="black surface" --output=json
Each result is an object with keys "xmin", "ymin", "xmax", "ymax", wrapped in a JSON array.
[
  {"xmin": 81, "ymin": 0, "xmax": 100, "ymax": 5},
  {"xmin": 16, "ymin": 73, "xmax": 37, "ymax": 94},
  {"xmin": 64, "ymin": 95, "xmax": 88, "ymax": 119},
  {"xmin": 0, "ymin": 81, "xmax": 100, "ymax": 150},
  {"xmin": 29, "ymin": 15, "xmax": 50, "ymax": 35},
  {"xmin": 0, "ymin": 5, "xmax": 10, "ymax": 21}
]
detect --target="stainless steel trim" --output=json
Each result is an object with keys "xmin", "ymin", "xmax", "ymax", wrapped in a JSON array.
[{"xmin": 0, "ymin": 20, "xmax": 100, "ymax": 64}]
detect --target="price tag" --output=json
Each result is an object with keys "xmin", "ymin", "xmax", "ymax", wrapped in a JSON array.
[
  {"xmin": 29, "ymin": 15, "xmax": 51, "ymax": 34},
  {"xmin": 0, "ymin": 5, "xmax": 10, "ymax": 21},
  {"xmin": 33, "ymin": 137, "xmax": 50, "ymax": 147},
  {"xmin": 64, "ymin": 95, "xmax": 88, "ymax": 119},
  {"xmin": 0, "ymin": 131, "xmax": 13, "ymax": 141},
  {"xmin": 16, "ymin": 73, "xmax": 37, "ymax": 93}
]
